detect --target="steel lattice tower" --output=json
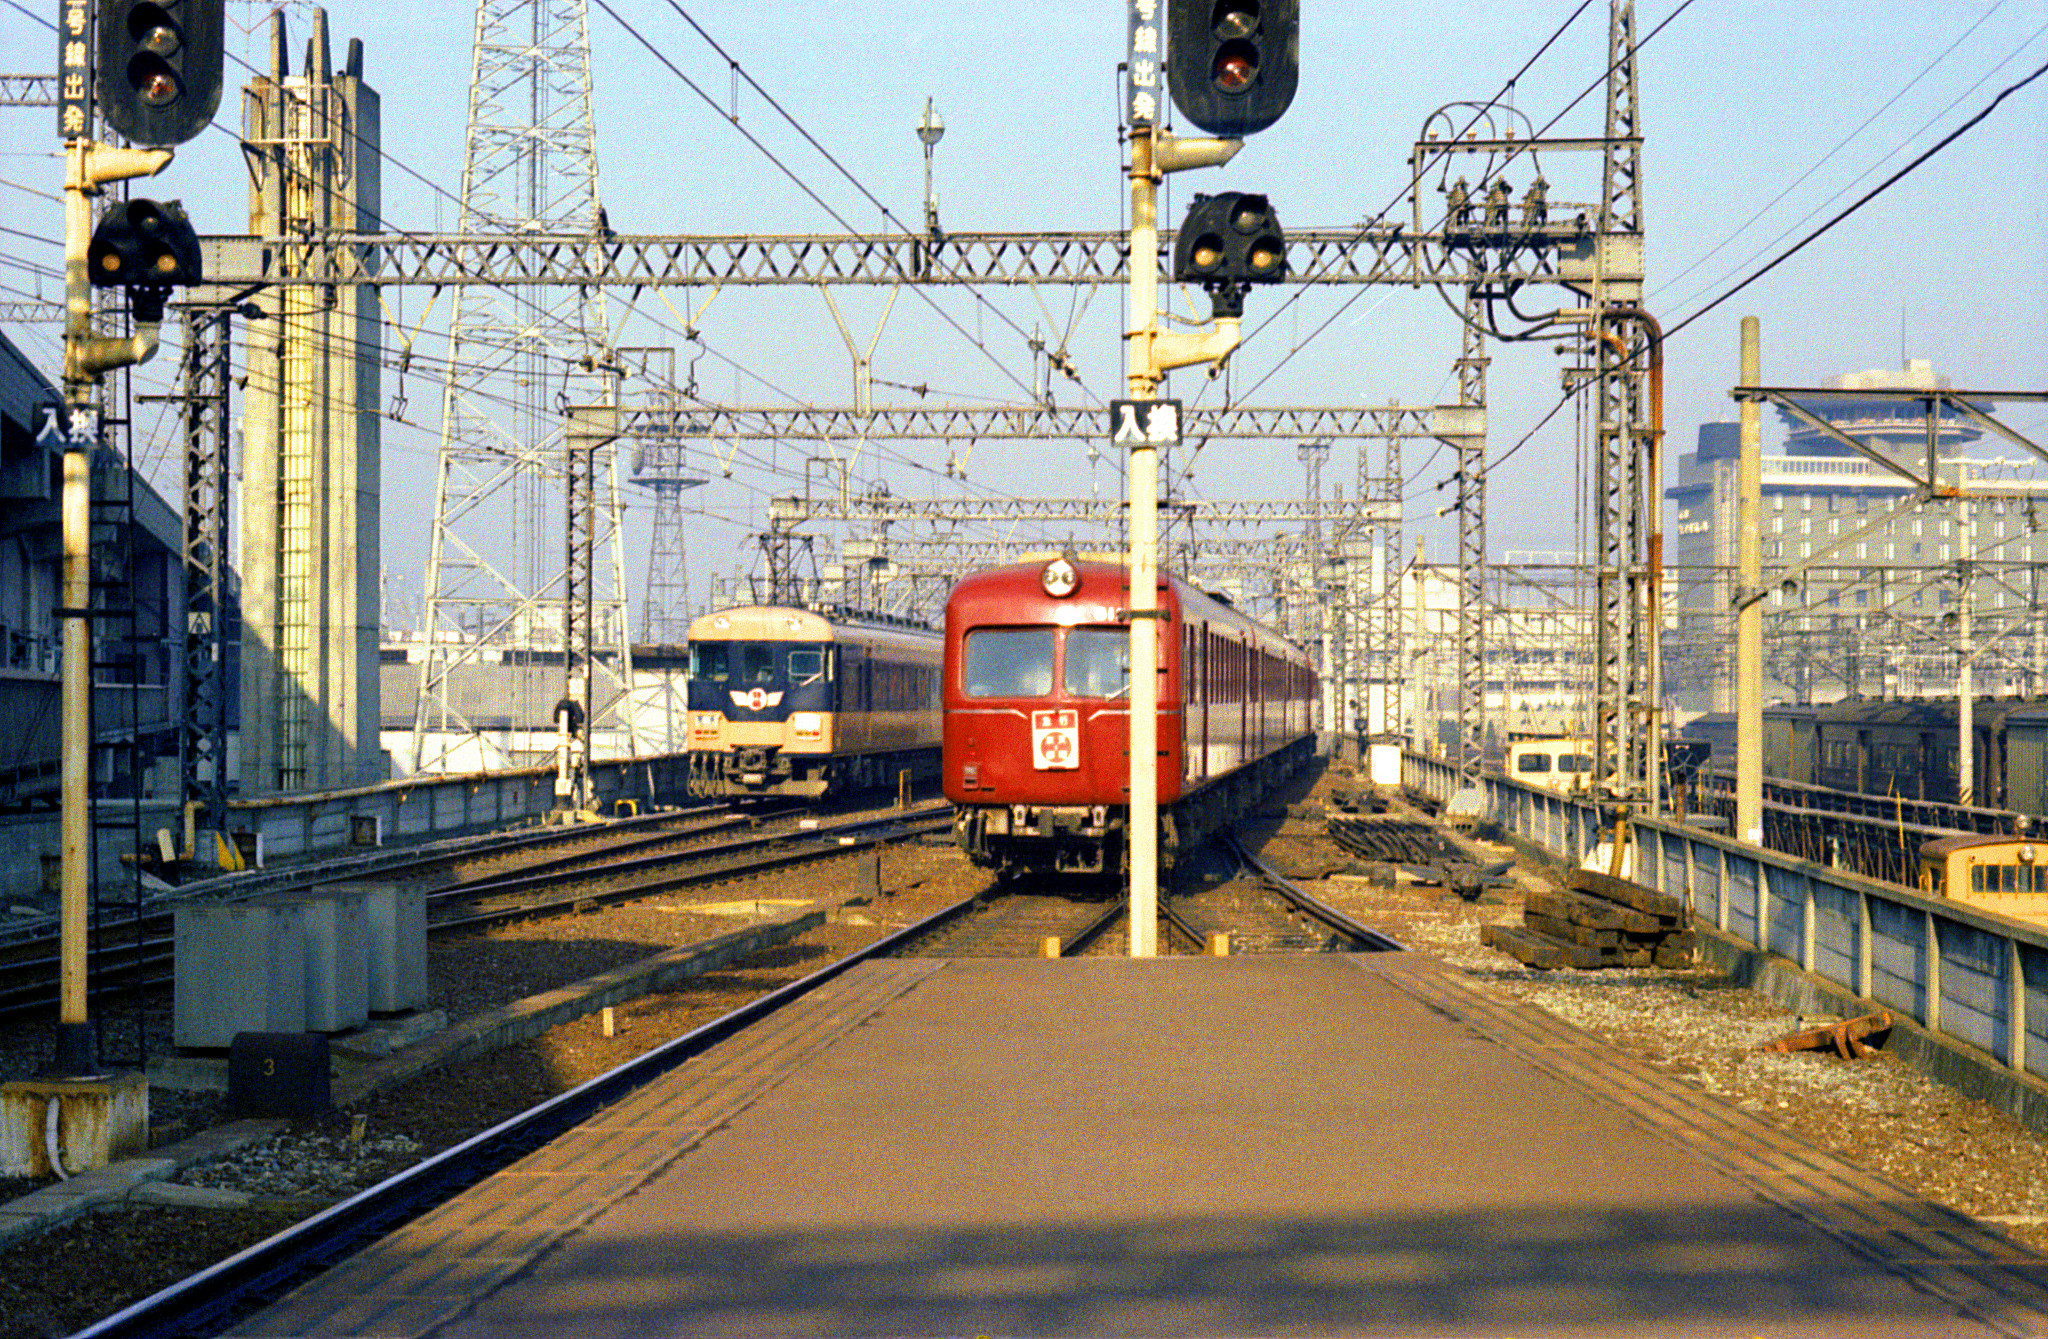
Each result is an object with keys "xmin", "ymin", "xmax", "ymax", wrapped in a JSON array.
[
  {"xmin": 1591, "ymin": 0, "xmax": 1654, "ymax": 807},
  {"xmin": 409, "ymin": 0, "xmax": 635, "ymax": 773},
  {"xmin": 1452, "ymin": 287, "xmax": 1489, "ymax": 784}
]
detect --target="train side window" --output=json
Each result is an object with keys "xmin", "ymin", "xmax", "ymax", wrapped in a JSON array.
[
  {"xmin": 1064, "ymin": 627, "xmax": 1131, "ymax": 699},
  {"xmin": 963, "ymin": 628, "xmax": 1055, "ymax": 698}
]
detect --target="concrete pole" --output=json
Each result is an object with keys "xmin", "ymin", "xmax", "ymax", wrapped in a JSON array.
[
  {"xmin": 59, "ymin": 436, "xmax": 90, "ymax": 1046},
  {"xmin": 1126, "ymin": 125, "xmax": 1159, "ymax": 958},
  {"xmin": 57, "ymin": 139, "xmax": 95, "ymax": 1067},
  {"xmin": 1737, "ymin": 317, "xmax": 1763, "ymax": 846}
]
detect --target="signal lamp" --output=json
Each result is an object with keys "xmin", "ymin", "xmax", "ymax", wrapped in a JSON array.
[
  {"xmin": 1166, "ymin": 0, "xmax": 1298, "ymax": 138},
  {"xmin": 87, "ymin": 198, "xmax": 203, "ymax": 323},
  {"xmin": 1173, "ymin": 191, "xmax": 1288, "ymax": 318},
  {"xmin": 97, "ymin": 0, "xmax": 225, "ymax": 147}
]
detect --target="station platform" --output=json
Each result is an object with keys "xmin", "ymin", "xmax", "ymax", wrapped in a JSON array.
[{"xmin": 237, "ymin": 953, "xmax": 2048, "ymax": 1338}]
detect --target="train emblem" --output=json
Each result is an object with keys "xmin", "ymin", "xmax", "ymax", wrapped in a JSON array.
[
  {"xmin": 731, "ymin": 688, "xmax": 785, "ymax": 711},
  {"xmin": 1032, "ymin": 709, "xmax": 1080, "ymax": 770}
]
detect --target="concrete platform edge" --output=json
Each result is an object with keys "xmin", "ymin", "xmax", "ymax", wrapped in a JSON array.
[{"xmin": 0, "ymin": 1118, "xmax": 288, "ymax": 1250}]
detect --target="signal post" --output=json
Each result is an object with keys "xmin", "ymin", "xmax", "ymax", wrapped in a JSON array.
[
  {"xmin": 48, "ymin": 0, "xmax": 220, "ymax": 1079},
  {"xmin": 1121, "ymin": 0, "xmax": 1294, "ymax": 955}
]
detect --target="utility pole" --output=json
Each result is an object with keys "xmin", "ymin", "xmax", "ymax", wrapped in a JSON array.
[
  {"xmin": 1124, "ymin": 0, "xmax": 1293, "ymax": 956},
  {"xmin": 1736, "ymin": 317, "xmax": 1762, "ymax": 845}
]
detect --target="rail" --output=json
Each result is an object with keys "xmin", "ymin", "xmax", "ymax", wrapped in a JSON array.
[
  {"xmin": 1405, "ymin": 750, "xmax": 2048, "ymax": 1104},
  {"xmin": 71, "ymin": 889, "xmax": 983, "ymax": 1339}
]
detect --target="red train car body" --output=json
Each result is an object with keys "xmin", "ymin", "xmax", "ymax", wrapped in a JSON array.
[{"xmin": 944, "ymin": 556, "xmax": 1316, "ymax": 876}]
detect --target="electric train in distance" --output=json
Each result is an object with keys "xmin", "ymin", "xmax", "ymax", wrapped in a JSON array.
[
  {"xmin": 943, "ymin": 554, "xmax": 1315, "ymax": 878},
  {"xmin": 685, "ymin": 605, "xmax": 942, "ymax": 799}
]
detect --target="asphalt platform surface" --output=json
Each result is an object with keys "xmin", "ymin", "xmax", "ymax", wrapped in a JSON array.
[{"xmin": 236, "ymin": 953, "xmax": 2048, "ymax": 1337}]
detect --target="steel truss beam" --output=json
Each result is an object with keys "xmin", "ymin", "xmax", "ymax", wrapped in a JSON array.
[
  {"xmin": 0, "ymin": 74, "xmax": 55, "ymax": 106},
  {"xmin": 622, "ymin": 403, "xmax": 1444, "ymax": 443},
  {"xmin": 196, "ymin": 220, "xmax": 1621, "ymax": 289},
  {"xmin": 813, "ymin": 496, "xmax": 1399, "ymax": 528}
]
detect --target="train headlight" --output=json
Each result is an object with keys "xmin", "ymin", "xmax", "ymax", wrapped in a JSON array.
[
  {"xmin": 1041, "ymin": 555, "xmax": 1080, "ymax": 598},
  {"xmin": 2023, "ymin": 845, "xmax": 2038, "ymax": 864},
  {"xmin": 691, "ymin": 713, "xmax": 720, "ymax": 734},
  {"xmin": 792, "ymin": 712, "xmax": 824, "ymax": 739}
]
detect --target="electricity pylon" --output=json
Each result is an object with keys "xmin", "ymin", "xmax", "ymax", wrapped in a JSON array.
[{"xmin": 409, "ymin": 0, "xmax": 636, "ymax": 773}]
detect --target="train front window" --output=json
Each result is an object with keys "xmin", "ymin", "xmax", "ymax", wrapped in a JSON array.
[
  {"xmin": 691, "ymin": 642, "xmax": 731, "ymax": 683},
  {"xmin": 1516, "ymin": 753, "xmax": 1552, "ymax": 774},
  {"xmin": 1063, "ymin": 628, "xmax": 1130, "ymax": 699},
  {"xmin": 1558, "ymin": 753, "xmax": 1594, "ymax": 774},
  {"xmin": 963, "ymin": 629, "xmax": 1055, "ymax": 698},
  {"xmin": 690, "ymin": 642, "xmax": 784, "ymax": 686}
]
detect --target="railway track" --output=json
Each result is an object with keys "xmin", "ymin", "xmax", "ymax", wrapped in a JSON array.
[
  {"xmin": 889, "ymin": 887, "xmax": 1126, "ymax": 958},
  {"xmin": 1326, "ymin": 814, "xmax": 1512, "ymax": 900},
  {"xmin": 1163, "ymin": 838, "xmax": 1404, "ymax": 954},
  {"xmin": 430, "ymin": 805, "xmax": 952, "ymax": 932},
  {"xmin": 69, "ymin": 890, "xmax": 985, "ymax": 1339},
  {"xmin": 0, "ymin": 804, "xmax": 949, "ymax": 1023}
]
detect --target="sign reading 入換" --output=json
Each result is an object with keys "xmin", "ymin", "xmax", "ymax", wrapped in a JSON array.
[
  {"xmin": 1110, "ymin": 398, "xmax": 1182, "ymax": 447},
  {"xmin": 1126, "ymin": 0, "xmax": 1161, "ymax": 127}
]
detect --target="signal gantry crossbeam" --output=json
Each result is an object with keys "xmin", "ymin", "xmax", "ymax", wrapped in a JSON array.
[
  {"xmin": 618, "ymin": 403, "xmax": 1451, "ymax": 442},
  {"xmin": 196, "ymin": 218, "xmax": 1615, "ymax": 290}
]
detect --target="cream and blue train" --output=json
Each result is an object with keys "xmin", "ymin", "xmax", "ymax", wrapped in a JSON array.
[{"xmin": 685, "ymin": 606, "xmax": 943, "ymax": 798}]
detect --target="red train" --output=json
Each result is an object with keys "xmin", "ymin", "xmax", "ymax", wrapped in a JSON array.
[{"xmin": 944, "ymin": 555, "xmax": 1317, "ymax": 877}]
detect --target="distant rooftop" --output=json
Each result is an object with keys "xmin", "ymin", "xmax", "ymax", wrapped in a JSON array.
[
  {"xmin": 1824, "ymin": 357, "xmax": 1947, "ymax": 393},
  {"xmin": 1778, "ymin": 357, "xmax": 1978, "ymax": 459}
]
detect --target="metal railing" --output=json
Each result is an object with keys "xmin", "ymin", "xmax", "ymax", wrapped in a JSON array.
[{"xmin": 1406, "ymin": 751, "xmax": 2048, "ymax": 1082}]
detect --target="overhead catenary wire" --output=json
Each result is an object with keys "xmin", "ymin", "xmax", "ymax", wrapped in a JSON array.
[
  {"xmin": 1442, "ymin": 51, "xmax": 2048, "ymax": 499},
  {"xmin": 589, "ymin": 0, "xmax": 1053, "ymax": 410},
  {"xmin": 1649, "ymin": 0, "xmax": 2020, "ymax": 301}
]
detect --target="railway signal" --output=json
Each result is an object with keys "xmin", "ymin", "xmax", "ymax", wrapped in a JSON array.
[
  {"xmin": 86, "ymin": 197, "xmax": 202, "ymax": 321},
  {"xmin": 1165, "ymin": 0, "xmax": 1299, "ymax": 138},
  {"xmin": 1173, "ymin": 190, "xmax": 1287, "ymax": 316},
  {"xmin": 97, "ymin": 0, "xmax": 226, "ymax": 147}
]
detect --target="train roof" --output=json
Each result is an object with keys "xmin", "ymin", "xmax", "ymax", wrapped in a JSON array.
[
  {"xmin": 1811, "ymin": 696, "xmax": 2048, "ymax": 728},
  {"xmin": 687, "ymin": 605, "xmax": 938, "ymax": 644},
  {"xmin": 1919, "ymin": 831, "xmax": 2046, "ymax": 860},
  {"xmin": 947, "ymin": 558, "xmax": 1304, "ymax": 654},
  {"xmin": 1814, "ymin": 698, "xmax": 1951, "ymax": 726}
]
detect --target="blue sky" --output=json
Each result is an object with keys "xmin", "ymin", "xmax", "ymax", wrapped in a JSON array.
[{"xmin": 2, "ymin": 0, "xmax": 2044, "ymax": 616}]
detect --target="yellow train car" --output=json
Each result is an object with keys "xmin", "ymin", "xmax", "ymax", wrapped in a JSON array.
[
  {"xmin": 1505, "ymin": 737, "xmax": 1596, "ymax": 794},
  {"xmin": 686, "ymin": 606, "xmax": 942, "ymax": 799},
  {"xmin": 1918, "ymin": 833, "xmax": 2048, "ymax": 928}
]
